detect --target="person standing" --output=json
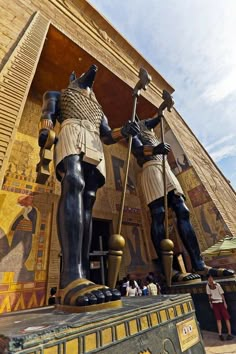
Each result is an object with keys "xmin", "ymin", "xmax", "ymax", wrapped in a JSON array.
[
  {"xmin": 146, "ymin": 275, "xmax": 160, "ymax": 296},
  {"xmin": 137, "ymin": 279, "xmax": 148, "ymax": 296},
  {"xmin": 206, "ymin": 274, "xmax": 233, "ymax": 341},
  {"xmin": 126, "ymin": 279, "xmax": 138, "ymax": 297},
  {"xmin": 48, "ymin": 287, "xmax": 57, "ymax": 305}
]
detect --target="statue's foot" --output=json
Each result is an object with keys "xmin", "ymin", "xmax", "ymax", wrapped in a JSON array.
[
  {"xmin": 172, "ymin": 271, "xmax": 201, "ymax": 284},
  {"xmin": 58, "ymin": 278, "xmax": 121, "ymax": 308},
  {"xmin": 194, "ymin": 266, "xmax": 235, "ymax": 278}
]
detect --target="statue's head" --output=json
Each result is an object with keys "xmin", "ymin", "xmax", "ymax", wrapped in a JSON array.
[{"xmin": 69, "ymin": 64, "xmax": 98, "ymax": 90}]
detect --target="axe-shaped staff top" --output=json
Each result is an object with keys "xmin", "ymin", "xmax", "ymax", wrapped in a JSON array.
[
  {"xmin": 158, "ymin": 89, "xmax": 175, "ymax": 287},
  {"xmin": 107, "ymin": 68, "xmax": 152, "ymax": 289}
]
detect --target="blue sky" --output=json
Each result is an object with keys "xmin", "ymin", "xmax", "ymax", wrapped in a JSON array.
[{"xmin": 89, "ymin": 0, "xmax": 236, "ymax": 190}]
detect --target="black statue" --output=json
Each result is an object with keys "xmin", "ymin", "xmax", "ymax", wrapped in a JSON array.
[
  {"xmin": 131, "ymin": 114, "xmax": 234, "ymax": 282},
  {"xmin": 38, "ymin": 64, "xmax": 139, "ymax": 305}
]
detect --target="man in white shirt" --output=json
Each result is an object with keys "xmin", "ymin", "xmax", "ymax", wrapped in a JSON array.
[{"xmin": 206, "ymin": 274, "xmax": 233, "ymax": 341}]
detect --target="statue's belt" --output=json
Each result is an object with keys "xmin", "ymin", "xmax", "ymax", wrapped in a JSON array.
[{"xmin": 61, "ymin": 118, "xmax": 99, "ymax": 134}]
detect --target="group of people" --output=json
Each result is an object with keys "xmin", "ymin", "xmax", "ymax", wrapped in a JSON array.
[{"xmin": 118, "ymin": 273, "xmax": 161, "ymax": 297}]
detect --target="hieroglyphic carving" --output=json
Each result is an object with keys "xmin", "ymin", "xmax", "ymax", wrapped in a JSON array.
[
  {"xmin": 0, "ymin": 12, "xmax": 50, "ymax": 188},
  {"xmin": 178, "ymin": 169, "xmax": 209, "ymax": 251},
  {"xmin": 166, "ymin": 109, "xmax": 236, "ymax": 236},
  {"xmin": 52, "ymin": 0, "xmax": 135, "ymax": 65}
]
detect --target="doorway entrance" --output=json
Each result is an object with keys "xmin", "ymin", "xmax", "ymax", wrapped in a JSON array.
[{"xmin": 89, "ymin": 218, "xmax": 112, "ymax": 285}]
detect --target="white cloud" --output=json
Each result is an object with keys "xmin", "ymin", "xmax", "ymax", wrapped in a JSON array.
[
  {"xmin": 202, "ymin": 68, "xmax": 236, "ymax": 103},
  {"xmin": 205, "ymin": 134, "xmax": 236, "ymax": 152},
  {"xmin": 210, "ymin": 144, "xmax": 236, "ymax": 163}
]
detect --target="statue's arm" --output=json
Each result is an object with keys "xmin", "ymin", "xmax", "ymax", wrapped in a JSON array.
[
  {"xmin": 144, "ymin": 115, "xmax": 161, "ymax": 130},
  {"xmin": 131, "ymin": 121, "xmax": 170, "ymax": 158},
  {"xmin": 133, "ymin": 142, "xmax": 170, "ymax": 157},
  {"xmin": 100, "ymin": 115, "xmax": 140, "ymax": 145},
  {"xmin": 131, "ymin": 135, "xmax": 165, "ymax": 159},
  {"xmin": 130, "ymin": 135, "xmax": 146, "ymax": 158},
  {"xmin": 38, "ymin": 91, "xmax": 60, "ymax": 148}
]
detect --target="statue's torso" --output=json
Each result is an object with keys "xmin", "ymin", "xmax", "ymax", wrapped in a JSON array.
[
  {"xmin": 59, "ymin": 88, "xmax": 104, "ymax": 133},
  {"xmin": 54, "ymin": 87, "xmax": 106, "ymax": 178},
  {"xmin": 137, "ymin": 120, "xmax": 162, "ymax": 166}
]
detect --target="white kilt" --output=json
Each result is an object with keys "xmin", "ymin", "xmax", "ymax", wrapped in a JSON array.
[
  {"xmin": 141, "ymin": 160, "xmax": 183, "ymax": 205},
  {"xmin": 54, "ymin": 118, "xmax": 106, "ymax": 179}
]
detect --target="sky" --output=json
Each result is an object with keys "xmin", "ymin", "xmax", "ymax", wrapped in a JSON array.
[{"xmin": 89, "ymin": 0, "xmax": 236, "ymax": 190}]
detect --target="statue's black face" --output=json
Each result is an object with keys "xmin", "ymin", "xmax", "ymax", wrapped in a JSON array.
[{"xmin": 76, "ymin": 64, "xmax": 98, "ymax": 89}]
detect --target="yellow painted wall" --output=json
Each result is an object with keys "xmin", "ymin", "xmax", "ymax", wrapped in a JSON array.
[{"xmin": 0, "ymin": 97, "xmax": 55, "ymax": 312}]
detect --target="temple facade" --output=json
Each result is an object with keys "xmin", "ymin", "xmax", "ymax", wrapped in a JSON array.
[{"xmin": 0, "ymin": 0, "xmax": 235, "ymax": 313}]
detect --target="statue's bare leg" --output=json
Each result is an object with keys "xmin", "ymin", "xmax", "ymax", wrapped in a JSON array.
[
  {"xmin": 170, "ymin": 194, "xmax": 205, "ymax": 270},
  {"xmin": 170, "ymin": 194, "xmax": 234, "ymax": 278},
  {"xmin": 57, "ymin": 155, "xmax": 85, "ymax": 289},
  {"xmin": 149, "ymin": 197, "xmax": 200, "ymax": 283},
  {"xmin": 57, "ymin": 155, "xmax": 120, "ymax": 306},
  {"xmin": 149, "ymin": 199, "xmax": 165, "ymax": 267},
  {"xmin": 81, "ymin": 163, "xmax": 100, "ymax": 280}
]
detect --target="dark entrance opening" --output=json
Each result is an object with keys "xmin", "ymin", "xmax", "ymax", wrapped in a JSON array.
[{"xmin": 89, "ymin": 218, "xmax": 112, "ymax": 285}]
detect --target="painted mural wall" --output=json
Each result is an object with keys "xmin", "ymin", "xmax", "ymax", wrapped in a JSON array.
[
  {"xmin": 156, "ymin": 123, "xmax": 236, "ymax": 272},
  {"xmin": 0, "ymin": 97, "xmax": 57, "ymax": 313}
]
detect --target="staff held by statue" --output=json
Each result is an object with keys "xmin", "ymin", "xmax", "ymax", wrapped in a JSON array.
[{"xmin": 108, "ymin": 68, "xmax": 152, "ymax": 288}]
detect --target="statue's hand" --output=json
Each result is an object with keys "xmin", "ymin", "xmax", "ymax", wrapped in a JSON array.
[
  {"xmin": 121, "ymin": 120, "xmax": 140, "ymax": 137},
  {"xmin": 153, "ymin": 142, "xmax": 171, "ymax": 155},
  {"xmin": 38, "ymin": 129, "xmax": 49, "ymax": 148}
]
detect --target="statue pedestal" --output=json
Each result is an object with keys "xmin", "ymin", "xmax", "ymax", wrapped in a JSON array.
[
  {"xmin": 165, "ymin": 277, "xmax": 236, "ymax": 335},
  {"xmin": 0, "ymin": 295, "xmax": 205, "ymax": 353}
]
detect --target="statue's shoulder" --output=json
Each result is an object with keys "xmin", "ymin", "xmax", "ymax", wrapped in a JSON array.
[{"xmin": 43, "ymin": 91, "xmax": 61, "ymax": 101}]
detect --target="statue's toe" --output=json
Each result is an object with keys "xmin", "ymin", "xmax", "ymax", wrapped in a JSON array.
[
  {"xmin": 86, "ymin": 292, "xmax": 98, "ymax": 305},
  {"xmin": 189, "ymin": 273, "xmax": 201, "ymax": 280},
  {"xmin": 110, "ymin": 288, "xmax": 121, "ymax": 301},
  {"xmin": 101, "ymin": 288, "xmax": 113, "ymax": 302},
  {"xmin": 91, "ymin": 290, "xmax": 105, "ymax": 304},
  {"xmin": 75, "ymin": 295, "xmax": 89, "ymax": 306},
  {"xmin": 223, "ymin": 269, "xmax": 235, "ymax": 276}
]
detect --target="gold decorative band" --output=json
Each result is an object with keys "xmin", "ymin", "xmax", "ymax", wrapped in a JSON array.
[
  {"xmin": 59, "ymin": 278, "xmax": 93, "ymax": 303},
  {"xmin": 39, "ymin": 119, "xmax": 54, "ymax": 131},
  {"xmin": 44, "ymin": 130, "xmax": 56, "ymax": 149},
  {"xmin": 111, "ymin": 127, "xmax": 123, "ymax": 141},
  {"xmin": 143, "ymin": 146, "xmax": 154, "ymax": 156}
]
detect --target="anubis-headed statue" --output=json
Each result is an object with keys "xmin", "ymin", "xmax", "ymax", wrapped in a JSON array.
[
  {"xmin": 38, "ymin": 64, "xmax": 139, "ymax": 307},
  {"xmin": 130, "ymin": 92, "xmax": 234, "ymax": 283}
]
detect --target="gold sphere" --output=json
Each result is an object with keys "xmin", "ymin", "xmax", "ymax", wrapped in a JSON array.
[
  {"xmin": 160, "ymin": 239, "xmax": 174, "ymax": 251},
  {"xmin": 109, "ymin": 234, "xmax": 125, "ymax": 250}
]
